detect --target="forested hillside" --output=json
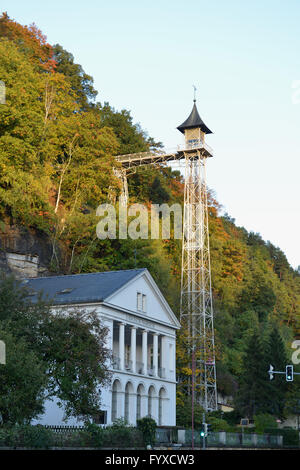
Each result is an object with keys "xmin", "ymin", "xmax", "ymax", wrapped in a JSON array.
[{"xmin": 0, "ymin": 13, "xmax": 299, "ymax": 422}]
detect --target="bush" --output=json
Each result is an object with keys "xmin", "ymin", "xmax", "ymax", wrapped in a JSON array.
[
  {"xmin": 221, "ymin": 409, "xmax": 243, "ymax": 426},
  {"xmin": 266, "ymin": 427, "xmax": 299, "ymax": 447},
  {"xmin": 254, "ymin": 414, "xmax": 277, "ymax": 434},
  {"xmin": 0, "ymin": 422, "xmax": 145, "ymax": 449},
  {"xmin": 0, "ymin": 425, "xmax": 54, "ymax": 448},
  {"xmin": 207, "ymin": 417, "xmax": 232, "ymax": 432},
  {"xmin": 102, "ymin": 419, "xmax": 144, "ymax": 448},
  {"xmin": 137, "ymin": 417, "xmax": 157, "ymax": 446},
  {"xmin": 22, "ymin": 425, "xmax": 54, "ymax": 448},
  {"xmin": 0, "ymin": 426, "xmax": 19, "ymax": 447},
  {"xmin": 79, "ymin": 422, "xmax": 104, "ymax": 447}
]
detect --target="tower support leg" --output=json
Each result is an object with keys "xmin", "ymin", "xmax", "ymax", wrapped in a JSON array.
[{"xmin": 113, "ymin": 168, "xmax": 129, "ymax": 207}]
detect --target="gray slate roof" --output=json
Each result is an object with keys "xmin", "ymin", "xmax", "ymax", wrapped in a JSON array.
[
  {"xmin": 177, "ymin": 101, "xmax": 212, "ymax": 134},
  {"xmin": 24, "ymin": 268, "xmax": 146, "ymax": 305}
]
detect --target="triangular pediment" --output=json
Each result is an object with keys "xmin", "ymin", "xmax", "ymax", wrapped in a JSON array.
[{"xmin": 104, "ymin": 269, "xmax": 180, "ymax": 329}]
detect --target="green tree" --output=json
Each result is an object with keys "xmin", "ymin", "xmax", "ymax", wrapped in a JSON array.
[
  {"xmin": 254, "ymin": 413, "xmax": 278, "ymax": 434},
  {"xmin": 98, "ymin": 102, "xmax": 162, "ymax": 155},
  {"xmin": 0, "ymin": 329, "xmax": 47, "ymax": 424},
  {"xmin": 266, "ymin": 326, "xmax": 288, "ymax": 417},
  {"xmin": 0, "ymin": 274, "xmax": 111, "ymax": 422},
  {"xmin": 235, "ymin": 331, "xmax": 273, "ymax": 418},
  {"xmin": 52, "ymin": 43, "xmax": 97, "ymax": 110}
]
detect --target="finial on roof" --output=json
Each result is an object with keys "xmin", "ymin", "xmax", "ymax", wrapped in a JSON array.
[
  {"xmin": 193, "ymin": 85, "xmax": 197, "ymax": 103},
  {"xmin": 177, "ymin": 93, "xmax": 213, "ymax": 135}
]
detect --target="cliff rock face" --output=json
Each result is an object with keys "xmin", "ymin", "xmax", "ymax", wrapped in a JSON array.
[{"xmin": 0, "ymin": 225, "xmax": 54, "ymax": 278}]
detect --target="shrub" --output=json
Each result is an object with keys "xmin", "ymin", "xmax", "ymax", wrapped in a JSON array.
[
  {"xmin": 102, "ymin": 419, "xmax": 143, "ymax": 448},
  {"xmin": 266, "ymin": 427, "xmax": 299, "ymax": 447},
  {"xmin": 207, "ymin": 417, "xmax": 232, "ymax": 432},
  {"xmin": 0, "ymin": 426, "xmax": 20, "ymax": 447},
  {"xmin": 137, "ymin": 417, "xmax": 157, "ymax": 446},
  {"xmin": 254, "ymin": 414, "xmax": 277, "ymax": 434},
  {"xmin": 17, "ymin": 425, "xmax": 53, "ymax": 449},
  {"xmin": 79, "ymin": 422, "xmax": 104, "ymax": 447}
]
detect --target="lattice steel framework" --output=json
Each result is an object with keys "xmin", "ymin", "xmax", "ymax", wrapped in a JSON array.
[{"xmin": 180, "ymin": 151, "xmax": 217, "ymax": 411}]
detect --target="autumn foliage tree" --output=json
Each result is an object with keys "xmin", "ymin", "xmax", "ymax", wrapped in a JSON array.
[{"xmin": 0, "ymin": 13, "xmax": 299, "ymax": 426}]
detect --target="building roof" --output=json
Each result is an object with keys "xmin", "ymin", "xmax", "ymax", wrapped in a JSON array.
[
  {"xmin": 177, "ymin": 101, "xmax": 212, "ymax": 134},
  {"xmin": 24, "ymin": 268, "xmax": 146, "ymax": 305}
]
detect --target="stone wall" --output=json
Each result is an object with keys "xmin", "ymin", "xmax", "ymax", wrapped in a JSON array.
[{"xmin": 0, "ymin": 225, "xmax": 54, "ymax": 278}]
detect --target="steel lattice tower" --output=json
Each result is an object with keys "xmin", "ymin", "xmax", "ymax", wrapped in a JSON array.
[
  {"xmin": 178, "ymin": 99, "xmax": 217, "ymax": 412},
  {"xmin": 180, "ymin": 152, "xmax": 217, "ymax": 411},
  {"xmin": 114, "ymin": 98, "xmax": 218, "ymax": 412}
]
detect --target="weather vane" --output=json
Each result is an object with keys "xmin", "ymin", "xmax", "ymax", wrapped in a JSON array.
[{"xmin": 193, "ymin": 85, "xmax": 197, "ymax": 102}]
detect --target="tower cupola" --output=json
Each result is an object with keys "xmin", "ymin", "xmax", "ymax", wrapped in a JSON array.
[{"xmin": 177, "ymin": 100, "xmax": 212, "ymax": 148}]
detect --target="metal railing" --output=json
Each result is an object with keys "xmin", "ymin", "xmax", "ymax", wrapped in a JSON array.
[
  {"xmin": 115, "ymin": 141, "xmax": 213, "ymax": 167},
  {"xmin": 177, "ymin": 140, "xmax": 214, "ymax": 156},
  {"xmin": 178, "ymin": 430, "xmax": 284, "ymax": 448}
]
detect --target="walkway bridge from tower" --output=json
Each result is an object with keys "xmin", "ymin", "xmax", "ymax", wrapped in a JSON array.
[{"xmin": 115, "ymin": 140, "xmax": 213, "ymax": 169}]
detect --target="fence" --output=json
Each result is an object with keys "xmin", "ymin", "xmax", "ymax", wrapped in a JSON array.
[
  {"xmin": 177, "ymin": 430, "xmax": 283, "ymax": 448},
  {"xmin": 44, "ymin": 425, "xmax": 285, "ymax": 449}
]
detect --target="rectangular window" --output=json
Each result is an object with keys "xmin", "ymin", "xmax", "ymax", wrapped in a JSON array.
[
  {"xmin": 93, "ymin": 411, "xmax": 107, "ymax": 425},
  {"xmin": 137, "ymin": 293, "xmax": 147, "ymax": 312},
  {"xmin": 142, "ymin": 294, "xmax": 147, "ymax": 312},
  {"xmin": 137, "ymin": 292, "xmax": 142, "ymax": 311}
]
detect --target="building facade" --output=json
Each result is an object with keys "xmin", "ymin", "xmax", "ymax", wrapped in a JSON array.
[{"xmin": 27, "ymin": 268, "xmax": 180, "ymax": 427}]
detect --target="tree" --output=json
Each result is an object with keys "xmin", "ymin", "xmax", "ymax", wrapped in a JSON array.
[
  {"xmin": 235, "ymin": 331, "xmax": 273, "ymax": 418},
  {"xmin": 0, "ymin": 12, "xmax": 54, "ymax": 71},
  {"xmin": 98, "ymin": 102, "xmax": 162, "ymax": 155},
  {"xmin": 52, "ymin": 44, "xmax": 97, "ymax": 110},
  {"xmin": 0, "ymin": 329, "xmax": 47, "ymax": 424},
  {"xmin": 0, "ymin": 274, "xmax": 111, "ymax": 422},
  {"xmin": 266, "ymin": 326, "xmax": 288, "ymax": 418},
  {"xmin": 254, "ymin": 413, "xmax": 278, "ymax": 434},
  {"xmin": 176, "ymin": 395, "xmax": 204, "ymax": 429}
]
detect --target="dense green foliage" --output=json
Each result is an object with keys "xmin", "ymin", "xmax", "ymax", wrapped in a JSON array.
[
  {"xmin": 0, "ymin": 13, "xmax": 299, "ymax": 425},
  {"xmin": 0, "ymin": 274, "xmax": 111, "ymax": 424},
  {"xmin": 137, "ymin": 417, "xmax": 157, "ymax": 446},
  {"xmin": 0, "ymin": 421, "xmax": 144, "ymax": 448}
]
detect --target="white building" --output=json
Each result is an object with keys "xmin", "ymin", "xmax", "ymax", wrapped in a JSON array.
[{"xmin": 27, "ymin": 268, "xmax": 180, "ymax": 427}]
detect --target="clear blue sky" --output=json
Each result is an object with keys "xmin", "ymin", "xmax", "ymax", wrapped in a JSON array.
[{"xmin": 2, "ymin": 0, "xmax": 300, "ymax": 268}]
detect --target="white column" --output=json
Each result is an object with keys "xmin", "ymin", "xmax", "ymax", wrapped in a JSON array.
[
  {"xmin": 130, "ymin": 326, "xmax": 136, "ymax": 373},
  {"xmin": 142, "ymin": 329, "xmax": 148, "ymax": 375},
  {"xmin": 161, "ymin": 335, "xmax": 168, "ymax": 379},
  {"xmin": 119, "ymin": 322, "xmax": 125, "ymax": 370},
  {"xmin": 153, "ymin": 333, "xmax": 158, "ymax": 377}
]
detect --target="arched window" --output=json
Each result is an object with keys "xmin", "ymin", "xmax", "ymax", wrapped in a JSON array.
[
  {"xmin": 111, "ymin": 379, "xmax": 121, "ymax": 423},
  {"xmin": 148, "ymin": 386, "xmax": 155, "ymax": 418}
]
